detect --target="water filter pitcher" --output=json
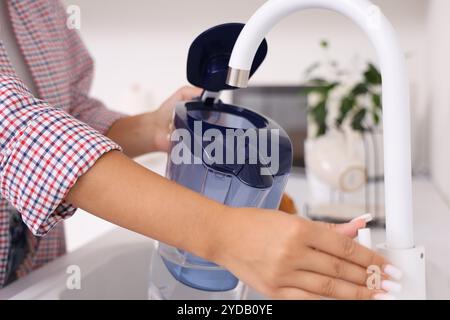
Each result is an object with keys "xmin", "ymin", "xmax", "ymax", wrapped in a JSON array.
[{"xmin": 148, "ymin": 24, "xmax": 293, "ymax": 299}]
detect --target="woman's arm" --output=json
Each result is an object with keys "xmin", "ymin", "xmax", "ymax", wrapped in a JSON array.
[
  {"xmin": 66, "ymin": 150, "xmax": 224, "ymax": 258},
  {"xmin": 66, "ymin": 151, "xmax": 394, "ymax": 300}
]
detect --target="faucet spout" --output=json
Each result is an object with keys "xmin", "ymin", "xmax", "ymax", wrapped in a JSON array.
[{"xmin": 228, "ymin": 0, "xmax": 414, "ymax": 250}]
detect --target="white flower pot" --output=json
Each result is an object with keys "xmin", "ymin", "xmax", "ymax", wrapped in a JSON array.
[{"xmin": 305, "ymin": 130, "xmax": 366, "ymax": 200}]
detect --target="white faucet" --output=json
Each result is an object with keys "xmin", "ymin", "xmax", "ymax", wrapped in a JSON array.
[{"xmin": 227, "ymin": 0, "xmax": 426, "ymax": 299}]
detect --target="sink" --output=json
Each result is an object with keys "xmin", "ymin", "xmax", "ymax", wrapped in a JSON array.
[
  {"xmin": 60, "ymin": 245, "xmax": 152, "ymax": 300},
  {"xmin": 0, "ymin": 228, "xmax": 264, "ymax": 300}
]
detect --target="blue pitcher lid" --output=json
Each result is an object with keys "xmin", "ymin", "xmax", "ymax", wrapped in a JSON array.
[{"xmin": 187, "ymin": 23, "xmax": 268, "ymax": 92}]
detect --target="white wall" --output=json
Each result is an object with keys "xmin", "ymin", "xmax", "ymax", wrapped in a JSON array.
[
  {"xmin": 428, "ymin": 0, "xmax": 450, "ymax": 204},
  {"xmin": 62, "ymin": 0, "xmax": 430, "ymax": 250},
  {"xmin": 62, "ymin": 0, "xmax": 428, "ymax": 109}
]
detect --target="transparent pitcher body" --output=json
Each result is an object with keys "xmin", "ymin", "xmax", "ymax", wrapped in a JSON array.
[
  {"xmin": 148, "ymin": 102, "xmax": 291, "ymax": 300},
  {"xmin": 148, "ymin": 242, "xmax": 247, "ymax": 300}
]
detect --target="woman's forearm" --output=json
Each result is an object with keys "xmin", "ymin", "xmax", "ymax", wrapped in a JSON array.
[{"xmin": 66, "ymin": 151, "xmax": 226, "ymax": 260}]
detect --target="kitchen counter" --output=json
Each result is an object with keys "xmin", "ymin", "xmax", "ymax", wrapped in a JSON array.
[{"xmin": 0, "ymin": 156, "xmax": 449, "ymax": 299}]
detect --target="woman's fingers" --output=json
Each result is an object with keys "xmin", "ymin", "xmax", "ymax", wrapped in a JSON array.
[
  {"xmin": 305, "ymin": 221, "xmax": 387, "ymax": 269},
  {"xmin": 178, "ymin": 86, "xmax": 203, "ymax": 101},
  {"xmin": 273, "ymin": 287, "xmax": 321, "ymax": 300},
  {"xmin": 298, "ymin": 248, "xmax": 374, "ymax": 286},
  {"xmin": 288, "ymin": 270, "xmax": 383, "ymax": 300},
  {"xmin": 316, "ymin": 219, "xmax": 366, "ymax": 238},
  {"xmin": 315, "ymin": 213, "xmax": 374, "ymax": 238}
]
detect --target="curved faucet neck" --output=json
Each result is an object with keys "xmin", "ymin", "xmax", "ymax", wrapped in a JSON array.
[{"xmin": 227, "ymin": 0, "xmax": 414, "ymax": 249}]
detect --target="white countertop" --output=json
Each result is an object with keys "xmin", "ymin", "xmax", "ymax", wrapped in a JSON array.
[{"xmin": 1, "ymin": 155, "xmax": 449, "ymax": 299}]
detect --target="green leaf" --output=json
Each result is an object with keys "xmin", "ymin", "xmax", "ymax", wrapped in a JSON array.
[
  {"xmin": 364, "ymin": 63, "xmax": 382, "ymax": 85},
  {"xmin": 320, "ymin": 39, "xmax": 329, "ymax": 49},
  {"xmin": 304, "ymin": 62, "xmax": 321, "ymax": 76},
  {"xmin": 336, "ymin": 95, "xmax": 356, "ymax": 127},
  {"xmin": 309, "ymin": 100, "xmax": 328, "ymax": 137},
  {"xmin": 307, "ymin": 78, "xmax": 329, "ymax": 86},
  {"xmin": 316, "ymin": 123, "xmax": 327, "ymax": 137},
  {"xmin": 304, "ymin": 78, "xmax": 327, "ymax": 94},
  {"xmin": 304, "ymin": 79, "xmax": 339, "ymax": 96},
  {"xmin": 309, "ymin": 101, "xmax": 327, "ymax": 124},
  {"xmin": 304, "ymin": 86, "xmax": 327, "ymax": 96},
  {"xmin": 351, "ymin": 108, "xmax": 367, "ymax": 132},
  {"xmin": 372, "ymin": 110, "xmax": 380, "ymax": 125},
  {"xmin": 326, "ymin": 82, "xmax": 340, "ymax": 91},
  {"xmin": 351, "ymin": 83, "xmax": 369, "ymax": 95},
  {"xmin": 372, "ymin": 93, "xmax": 382, "ymax": 110}
]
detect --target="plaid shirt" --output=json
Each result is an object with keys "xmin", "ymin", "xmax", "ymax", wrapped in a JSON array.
[{"xmin": 0, "ymin": 0, "xmax": 125, "ymax": 287}]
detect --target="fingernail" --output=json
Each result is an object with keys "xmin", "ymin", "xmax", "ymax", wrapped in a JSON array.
[
  {"xmin": 381, "ymin": 280, "xmax": 402, "ymax": 293},
  {"xmin": 166, "ymin": 133, "xmax": 171, "ymax": 141},
  {"xmin": 373, "ymin": 293, "xmax": 397, "ymax": 300},
  {"xmin": 384, "ymin": 264, "xmax": 403, "ymax": 280},
  {"xmin": 351, "ymin": 213, "xmax": 373, "ymax": 224}
]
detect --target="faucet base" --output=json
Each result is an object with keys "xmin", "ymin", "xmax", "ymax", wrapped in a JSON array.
[{"xmin": 377, "ymin": 243, "xmax": 426, "ymax": 300}]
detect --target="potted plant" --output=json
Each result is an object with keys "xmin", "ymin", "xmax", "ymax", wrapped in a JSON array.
[{"xmin": 303, "ymin": 40, "xmax": 382, "ymax": 202}]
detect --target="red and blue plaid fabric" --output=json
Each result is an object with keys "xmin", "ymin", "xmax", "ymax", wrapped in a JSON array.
[{"xmin": 0, "ymin": 0, "xmax": 125, "ymax": 286}]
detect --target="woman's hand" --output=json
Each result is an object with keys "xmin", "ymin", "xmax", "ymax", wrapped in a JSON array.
[
  {"xmin": 212, "ymin": 208, "xmax": 397, "ymax": 300},
  {"xmin": 151, "ymin": 86, "xmax": 202, "ymax": 152},
  {"xmin": 107, "ymin": 86, "xmax": 202, "ymax": 157}
]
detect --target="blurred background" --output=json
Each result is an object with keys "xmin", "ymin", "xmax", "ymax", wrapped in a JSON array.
[{"xmin": 61, "ymin": 0, "xmax": 448, "ymax": 251}]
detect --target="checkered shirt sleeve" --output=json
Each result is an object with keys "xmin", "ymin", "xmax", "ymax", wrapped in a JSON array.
[{"xmin": 0, "ymin": 74, "xmax": 122, "ymax": 236}]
